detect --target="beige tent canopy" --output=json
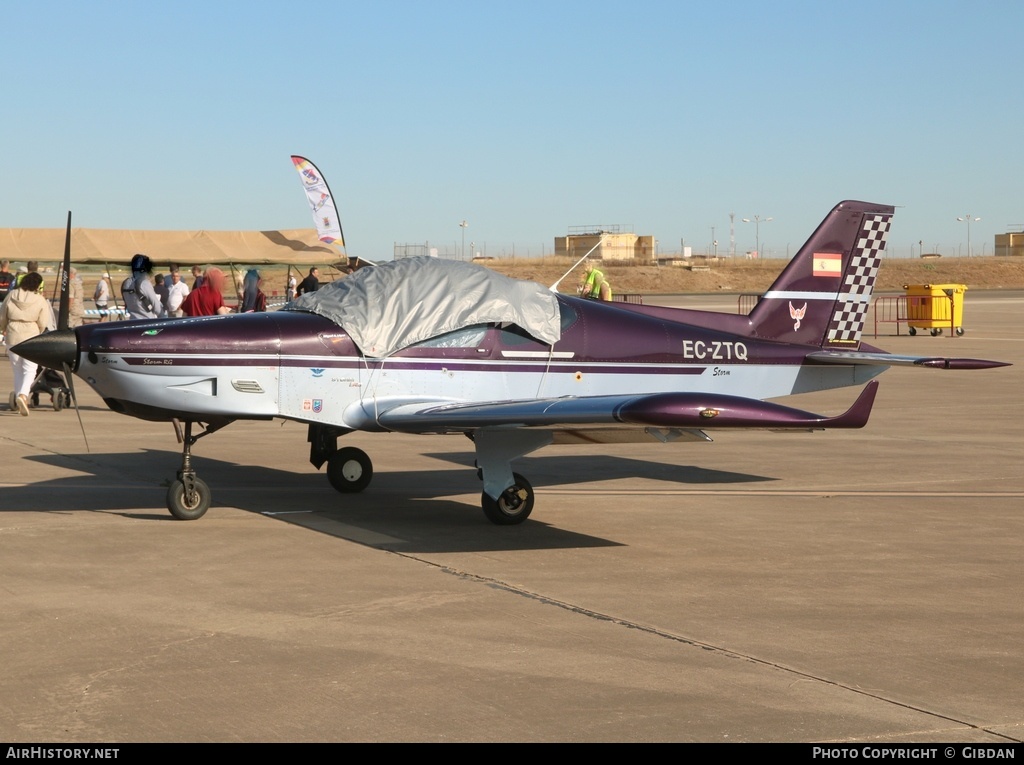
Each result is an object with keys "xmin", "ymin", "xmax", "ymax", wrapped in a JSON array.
[{"xmin": 0, "ymin": 227, "xmax": 341, "ymax": 267}]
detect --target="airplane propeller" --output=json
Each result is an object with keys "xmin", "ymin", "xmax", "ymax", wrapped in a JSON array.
[{"xmin": 55, "ymin": 212, "xmax": 90, "ymax": 452}]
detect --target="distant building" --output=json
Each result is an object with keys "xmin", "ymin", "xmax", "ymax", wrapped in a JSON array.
[
  {"xmin": 994, "ymin": 229, "xmax": 1024, "ymax": 257},
  {"xmin": 555, "ymin": 225, "xmax": 656, "ymax": 262}
]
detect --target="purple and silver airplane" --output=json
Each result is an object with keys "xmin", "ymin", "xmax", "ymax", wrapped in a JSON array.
[{"xmin": 14, "ymin": 200, "xmax": 1009, "ymax": 524}]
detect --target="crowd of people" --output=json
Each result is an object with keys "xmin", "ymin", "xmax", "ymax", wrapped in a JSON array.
[
  {"xmin": 2, "ymin": 254, "xmax": 319, "ymax": 415},
  {"xmin": 117, "ymin": 256, "xmax": 279, "ymax": 319}
]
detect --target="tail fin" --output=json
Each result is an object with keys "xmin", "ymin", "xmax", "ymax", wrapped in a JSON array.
[{"xmin": 748, "ymin": 200, "xmax": 894, "ymax": 348}]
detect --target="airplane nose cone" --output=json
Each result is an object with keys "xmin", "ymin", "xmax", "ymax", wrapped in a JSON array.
[{"xmin": 12, "ymin": 329, "xmax": 78, "ymax": 370}]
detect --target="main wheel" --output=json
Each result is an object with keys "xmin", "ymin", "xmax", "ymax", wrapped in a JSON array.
[
  {"xmin": 166, "ymin": 477, "xmax": 211, "ymax": 520},
  {"xmin": 52, "ymin": 392, "xmax": 64, "ymax": 412},
  {"xmin": 327, "ymin": 447, "xmax": 373, "ymax": 493},
  {"xmin": 930, "ymin": 328, "xmax": 943, "ymax": 336},
  {"xmin": 481, "ymin": 472, "xmax": 534, "ymax": 525}
]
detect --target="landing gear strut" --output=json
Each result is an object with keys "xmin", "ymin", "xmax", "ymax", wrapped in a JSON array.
[
  {"xmin": 165, "ymin": 419, "xmax": 227, "ymax": 520},
  {"xmin": 307, "ymin": 424, "xmax": 373, "ymax": 494},
  {"xmin": 473, "ymin": 429, "xmax": 551, "ymax": 526}
]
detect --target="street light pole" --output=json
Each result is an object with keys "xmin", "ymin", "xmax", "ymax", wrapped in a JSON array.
[
  {"xmin": 957, "ymin": 214, "xmax": 980, "ymax": 257},
  {"xmin": 459, "ymin": 220, "xmax": 468, "ymax": 260},
  {"xmin": 741, "ymin": 215, "xmax": 773, "ymax": 258}
]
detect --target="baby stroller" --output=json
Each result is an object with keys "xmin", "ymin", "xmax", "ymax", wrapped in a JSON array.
[{"xmin": 29, "ymin": 366, "xmax": 74, "ymax": 411}]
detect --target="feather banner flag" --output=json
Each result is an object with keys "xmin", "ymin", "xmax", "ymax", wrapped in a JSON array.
[{"xmin": 291, "ymin": 155, "xmax": 345, "ymax": 247}]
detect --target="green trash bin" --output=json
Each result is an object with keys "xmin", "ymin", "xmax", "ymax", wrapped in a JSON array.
[{"xmin": 903, "ymin": 283, "xmax": 967, "ymax": 336}]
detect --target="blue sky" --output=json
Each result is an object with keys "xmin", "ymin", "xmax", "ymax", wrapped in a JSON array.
[{"xmin": 2, "ymin": 1, "xmax": 1021, "ymax": 260}]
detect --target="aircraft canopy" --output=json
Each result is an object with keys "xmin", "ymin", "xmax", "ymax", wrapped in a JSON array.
[
  {"xmin": 0, "ymin": 227, "xmax": 340, "ymax": 266},
  {"xmin": 283, "ymin": 256, "xmax": 562, "ymax": 357}
]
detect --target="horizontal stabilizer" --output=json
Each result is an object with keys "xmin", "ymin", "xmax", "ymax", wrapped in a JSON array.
[
  {"xmin": 374, "ymin": 381, "xmax": 878, "ymax": 433},
  {"xmin": 806, "ymin": 350, "xmax": 1011, "ymax": 370},
  {"xmin": 615, "ymin": 381, "xmax": 878, "ymax": 430}
]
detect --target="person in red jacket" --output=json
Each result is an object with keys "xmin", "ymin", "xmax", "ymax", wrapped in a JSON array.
[{"xmin": 180, "ymin": 267, "xmax": 232, "ymax": 317}]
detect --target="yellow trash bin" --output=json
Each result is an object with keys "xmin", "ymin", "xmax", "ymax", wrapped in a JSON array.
[{"xmin": 903, "ymin": 283, "xmax": 967, "ymax": 336}]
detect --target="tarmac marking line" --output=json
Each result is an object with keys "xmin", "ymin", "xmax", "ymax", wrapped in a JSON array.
[{"xmin": 269, "ymin": 512, "xmax": 405, "ymax": 545}]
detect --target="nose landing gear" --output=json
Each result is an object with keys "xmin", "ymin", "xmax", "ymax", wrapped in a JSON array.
[{"xmin": 165, "ymin": 419, "xmax": 230, "ymax": 520}]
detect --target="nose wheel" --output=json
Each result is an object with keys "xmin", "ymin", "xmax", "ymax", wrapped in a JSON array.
[{"xmin": 167, "ymin": 475, "xmax": 211, "ymax": 521}]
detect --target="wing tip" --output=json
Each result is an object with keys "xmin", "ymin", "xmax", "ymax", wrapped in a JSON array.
[
  {"xmin": 831, "ymin": 380, "xmax": 878, "ymax": 428},
  {"xmin": 917, "ymin": 358, "xmax": 1012, "ymax": 370}
]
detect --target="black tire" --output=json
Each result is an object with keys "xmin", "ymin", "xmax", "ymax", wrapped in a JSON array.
[
  {"xmin": 930, "ymin": 328, "xmax": 942, "ymax": 337},
  {"xmin": 481, "ymin": 472, "xmax": 534, "ymax": 525},
  {"xmin": 955, "ymin": 327, "xmax": 965, "ymax": 336},
  {"xmin": 908, "ymin": 327, "xmax": 917, "ymax": 336},
  {"xmin": 166, "ymin": 477, "xmax": 211, "ymax": 521},
  {"xmin": 327, "ymin": 447, "xmax": 373, "ymax": 493}
]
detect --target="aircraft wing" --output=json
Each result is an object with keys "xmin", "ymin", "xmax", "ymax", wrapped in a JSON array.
[
  {"xmin": 806, "ymin": 350, "xmax": 1010, "ymax": 370},
  {"xmin": 370, "ymin": 381, "xmax": 878, "ymax": 436}
]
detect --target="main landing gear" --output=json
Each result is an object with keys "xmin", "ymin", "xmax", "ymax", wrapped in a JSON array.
[
  {"xmin": 471, "ymin": 429, "xmax": 549, "ymax": 525},
  {"xmin": 480, "ymin": 472, "xmax": 535, "ymax": 525},
  {"xmin": 326, "ymin": 446, "xmax": 373, "ymax": 493},
  {"xmin": 308, "ymin": 424, "xmax": 547, "ymax": 525}
]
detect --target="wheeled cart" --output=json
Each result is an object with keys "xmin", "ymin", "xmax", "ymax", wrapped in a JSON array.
[{"xmin": 904, "ymin": 283, "xmax": 967, "ymax": 337}]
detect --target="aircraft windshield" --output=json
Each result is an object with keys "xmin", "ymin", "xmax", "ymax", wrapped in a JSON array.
[{"xmin": 411, "ymin": 325, "xmax": 489, "ymax": 349}]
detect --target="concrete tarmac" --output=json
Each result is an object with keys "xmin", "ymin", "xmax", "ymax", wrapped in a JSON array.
[{"xmin": 1, "ymin": 292, "xmax": 1022, "ymax": 743}]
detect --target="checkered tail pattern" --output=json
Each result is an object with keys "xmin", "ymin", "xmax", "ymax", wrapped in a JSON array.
[{"xmin": 825, "ymin": 213, "xmax": 892, "ymax": 345}]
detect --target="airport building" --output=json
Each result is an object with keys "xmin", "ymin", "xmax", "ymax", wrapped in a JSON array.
[
  {"xmin": 994, "ymin": 229, "xmax": 1024, "ymax": 257},
  {"xmin": 554, "ymin": 225, "xmax": 656, "ymax": 262}
]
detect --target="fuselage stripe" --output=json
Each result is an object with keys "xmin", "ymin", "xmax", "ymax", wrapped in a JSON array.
[
  {"xmin": 113, "ymin": 354, "xmax": 710, "ymax": 376},
  {"xmin": 762, "ymin": 290, "xmax": 871, "ymax": 303}
]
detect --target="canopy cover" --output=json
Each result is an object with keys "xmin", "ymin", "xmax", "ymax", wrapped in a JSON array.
[{"xmin": 283, "ymin": 256, "xmax": 561, "ymax": 357}]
